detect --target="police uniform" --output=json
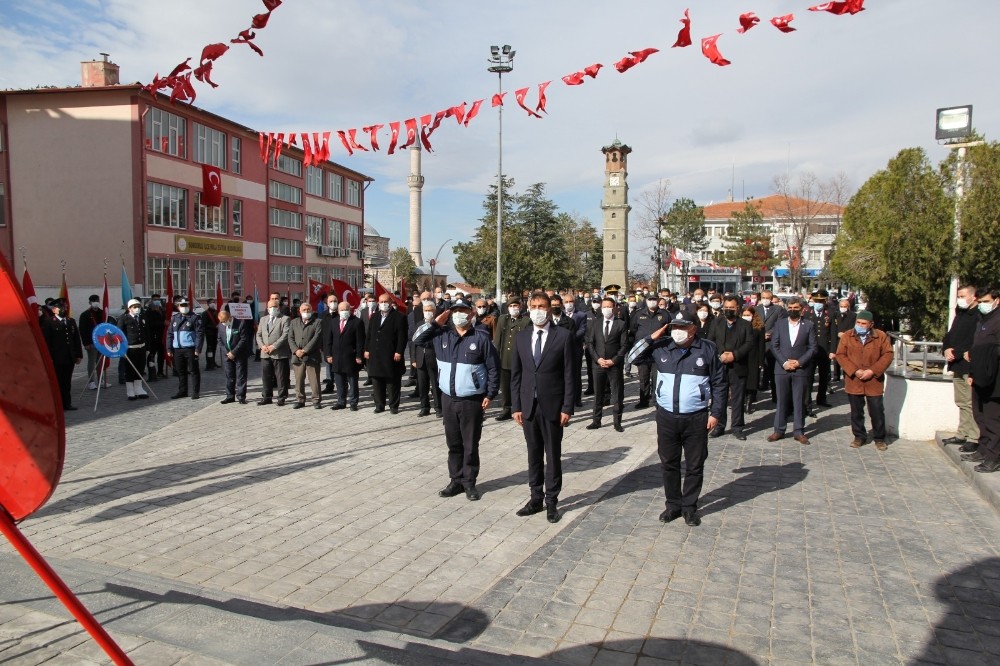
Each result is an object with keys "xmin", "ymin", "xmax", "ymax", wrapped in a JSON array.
[
  {"xmin": 626, "ymin": 320, "xmax": 727, "ymax": 523},
  {"xmin": 42, "ymin": 302, "xmax": 84, "ymax": 410},
  {"xmin": 121, "ymin": 299, "xmax": 150, "ymax": 400},
  {"xmin": 628, "ymin": 304, "xmax": 671, "ymax": 408},
  {"xmin": 413, "ymin": 302, "xmax": 500, "ymax": 498},
  {"xmin": 167, "ymin": 302, "xmax": 204, "ymax": 398}
]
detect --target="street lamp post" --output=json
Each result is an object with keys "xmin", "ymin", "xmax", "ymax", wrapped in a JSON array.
[
  {"xmin": 488, "ymin": 44, "xmax": 514, "ymax": 301},
  {"xmin": 428, "ymin": 238, "xmax": 452, "ymax": 290}
]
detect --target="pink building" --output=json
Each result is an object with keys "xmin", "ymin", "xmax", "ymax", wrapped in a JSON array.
[{"xmin": 0, "ymin": 56, "xmax": 370, "ymax": 312}]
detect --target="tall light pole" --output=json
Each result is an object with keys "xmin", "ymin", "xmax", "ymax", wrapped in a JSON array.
[
  {"xmin": 489, "ymin": 44, "xmax": 514, "ymax": 301},
  {"xmin": 429, "ymin": 238, "xmax": 452, "ymax": 290}
]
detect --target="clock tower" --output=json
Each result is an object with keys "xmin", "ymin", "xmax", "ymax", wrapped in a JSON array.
[{"xmin": 600, "ymin": 139, "xmax": 631, "ymax": 290}]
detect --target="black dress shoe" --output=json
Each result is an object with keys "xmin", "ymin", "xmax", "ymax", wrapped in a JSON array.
[
  {"xmin": 191, "ymin": 394, "xmax": 200, "ymax": 400},
  {"xmin": 816, "ymin": 400, "xmax": 831, "ymax": 407},
  {"xmin": 417, "ymin": 408, "xmax": 430, "ymax": 417},
  {"xmin": 942, "ymin": 436, "xmax": 966, "ymax": 445},
  {"xmin": 962, "ymin": 451, "xmax": 986, "ymax": 462},
  {"xmin": 293, "ymin": 402, "xmax": 306, "ymax": 409},
  {"xmin": 438, "ymin": 481, "xmax": 464, "ymax": 498},
  {"xmin": 257, "ymin": 398, "xmax": 273, "ymax": 406},
  {"xmin": 516, "ymin": 501, "xmax": 544, "ymax": 517},
  {"xmin": 127, "ymin": 396, "xmax": 137, "ymax": 402},
  {"xmin": 495, "ymin": 412, "xmax": 512, "ymax": 421},
  {"xmin": 959, "ymin": 443, "xmax": 979, "ymax": 453},
  {"xmin": 465, "ymin": 485, "xmax": 481, "ymax": 501},
  {"xmin": 546, "ymin": 506, "xmax": 561, "ymax": 523},
  {"xmin": 408, "ymin": 391, "xmax": 419, "ymax": 398},
  {"xmin": 137, "ymin": 394, "xmax": 149, "ymax": 399},
  {"xmin": 321, "ymin": 384, "xmax": 334, "ymax": 394},
  {"xmin": 374, "ymin": 407, "xmax": 385, "ymax": 413},
  {"xmin": 634, "ymin": 402, "xmax": 648, "ymax": 410},
  {"xmin": 583, "ymin": 389, "xmax": 594, "ymax": 396},
  {"xmin": 64, "ymin": 405, "xmax": 79, "ymax": 411},
  {"xmin": 733, "ymin": 429, "xmax": 747, "ymax": 441},
  {"xmin": 171, "ymin": 393, "xmax": 187, "ymax": 400},
  {"xmin": 350, "ymin": 404, "xmax": 358, "ymax": 411},
  {"xmin": 659, "ymin": 507, "xmax": 682, "ymax": 523},
  {"xmin": 276, "ymin": 399, "xmax": 286, "ymax": 406},
  {"xmin": 683, "ymin": 511, "xmax": 701, "ymax": 527},
  {"xmin": 975, "ymin": 459, "xmax": 1000, "ymax": 473},
  {"xmin": 746, "ymin": 404, "xmax": 756, "ymax": 414},
  {"xmin": 613, "ymin": 422, "xmax": 624, "ymax": 433},
  {"xmin": 709, "ymin": 426, "xmax": 725, "ymax": 438},
  {"xmin": 574, "ymin": 400, "xmax": 583, "ymax": 408},
  {"xmin": 238, "ymin": 399, "xmax": 248, "ymax": 404},
  {"xmin": 220, "ymin": 397, "xmax": 236, "ymax": 404},
  {"xmin": 390, "ymin": 406, "xmax": 399, "ymax": 414},
  {"xmin": 331, "ymin": 404, "xmax": 346, "ymax": 410},
  {"xmin": 586, "ymin": 421, "xmax": 601, "ymax": 430},
  {"xmin": 314, "ymin": 403, "xmax": 324, "ymax": 409},
  {"xmin": 435, "ymin": 411, "xmax": 443, "ymax": 418}
]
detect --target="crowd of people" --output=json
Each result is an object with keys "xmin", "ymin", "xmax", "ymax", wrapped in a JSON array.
[{"xmin": 36, "ymin": 281, "xmax": 1000, "ymax": 525}]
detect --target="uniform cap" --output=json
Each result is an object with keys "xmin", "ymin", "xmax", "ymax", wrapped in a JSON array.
[
  {"xmin": 177, "ymin": 298, "xmax": 190, "ymax": 305},
  {"xmin": 127, "ymin": 298, "xmax": 141, "ymax": 308},
  {"xmin": 450, "ymin": 298, "xmax": 473, "ymax": 310},
  {"xmin": 669, "ymin": 316, "xmax": 695, "ymax": 327}
]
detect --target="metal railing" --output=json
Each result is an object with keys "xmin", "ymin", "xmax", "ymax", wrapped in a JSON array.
[{"xmin": 886, "ymin": 332, "xmax": 949, "ymax": 380}]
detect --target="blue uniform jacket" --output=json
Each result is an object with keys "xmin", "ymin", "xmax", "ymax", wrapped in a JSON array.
[
  {"xmin": 168, "ymin": 312, "xmax": 204, "ymax": 352},
  {"xmin": 626, "ymin": 335, "xmax": 727, "ymax": 418},
  {"xmin": 413, "ymin": 322, "xmax": 500, "ymax": 399}
]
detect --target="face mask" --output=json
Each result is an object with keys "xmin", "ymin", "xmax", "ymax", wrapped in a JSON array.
[
  {"xmin": 602, "ymin": 307, "xmax": 614, "ymax": 319},
  {"xmin": 301, "ymin": 312, "xmax": 312, "ymax": 321},
  {"xmin": 724, "ymin": 309, "xmax": 737, "ymax": 320},
  {"xmin": 957, "ymin": 297, "xmax": 970, "ymax": 310},
  {"xmin": 564, "ymin": 303, "xmax": 574, "ymax": 313},
  {"xmin": 628, "ymin": 303, "xmax": 637, "ymax": 311},
  {"xmin": 583, "ymin": 296, "xmax": 591, "ymax": 303},
  {"xmin": 209, "ymin": 304, "xmax": 217, "ymax": 310},
  {"xmin": 508, "ymin": 307, "xmax": 521, "ymax": 317},
  {"xmin": 529, "ymin": 309, "xmax": 548, "ymax": 326},
  {"xmin": 452, "ymin": 312, "xmax": 470, "ymax": 328},
  {"xmin": 335, "ymin": 310, "xmax": 349, "ymax": 321},
  {"xmin": 366, "ymin": 302, "xmax": 375, "ymax": 310},
  {"xmin": 379, "ymin": 303, "xmax": 391, "ymax": 313},
  {"xmin": 130, "ymin": 307, "xmax": 141, "ymax": 315},
  {"xmin": 788, "ymin": 309, "xmax": 802, "ymax": 320},
  {"xmin": 591, "ymin": 302, "xmax": 600, "ymax": 311},
  {"xmin": 742, "ymin": 315, "xmax": 753, "ymax": 322},
  {"xmin": 90, "ymin": 302, "xmax": 101, "ymax": 310},
  {"xmin": 434, "ymin": 294, "xmax": 443, "ymax": 300},
  {"xmin": 760, "ymin": 298, "xmax": 772, "ymax": 307},
  {"xmin": 327, "ymin": 303, "xmax": 338, "ymax": 311},
  {"xmin": 855, "ymin": 324, "xmax": 870, "ymax": 335},
  {"xmin": 551, "ymin": 307, "xmax": 562, "ymax": 316},
  {"xmin": 646, "ymin": 300, "xmax": 658, "ymax": 309},
  {"xmin": 979, "ymin": 301, "xmax": 996, "ymax": 315},
  {"xmin": 670, "ymin": 329, "xmax": 690, "ymax": 345},
  {"xmin": 178, "ymin": 306, "xmax": 190, "ymax": 315},
  {"xmin": 839, "ymin": 307, "xmax": 849, "ymax": 314},
  {"xmin": 269, "ymin": 306, "xmax": 280, "ymax": 317},
  {"xmin": 476, "ymin": 307, "xmax": 487, "ymax": 316},
  {"xmin": 423, "ymin": 311, "xmax": 435, "ymax": 321},
  {"xmin": 697, "ymin": 310, "xmax": 709, "ymax": 321},
  {"xmin": 811, "ymin": 302, "xmax": 823, "ymax": 311},
  {"xmin": 709, "ymin": 301, "xmax": 721, "ymax": 310}
]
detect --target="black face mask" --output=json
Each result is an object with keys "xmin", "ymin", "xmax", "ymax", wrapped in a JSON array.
[
  {"xmin": 724, "ymin": 309, "xmax": 737, "ymax": 320},
  {"xmin": 551, "ymin": 307, "xmax": 562, "ymax": 315},
  {"xmin": 787, "ymin": 309, "xmax": 802, "ymax": 320}
]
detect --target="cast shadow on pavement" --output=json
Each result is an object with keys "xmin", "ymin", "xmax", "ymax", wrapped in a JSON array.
[
  {"xmin": 475, "ymin": 446, "xmax": 630, "ymax": 496},
  {"xmin": 698, "ymin": 462, "xmax": 808, "ymax": 517}
]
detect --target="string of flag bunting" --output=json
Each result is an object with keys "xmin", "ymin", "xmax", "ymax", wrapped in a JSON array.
[{"xmin": 143, "ymin": 1, "xmax": 866, "ymax": 164}]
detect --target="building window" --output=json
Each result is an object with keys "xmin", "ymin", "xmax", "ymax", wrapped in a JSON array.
[
  {"xmin": 346, "ymin": 179, "xmax": 361, "ymax": 206},
  {"xmin": 306, "ymin": 166, "xmax": 324, "ymax": 197},
  {"xmin": 305, "ymin": 215, "xmax": 324, "ymax": 245},
  {"xmin": 307, "ymin": 266, "xmax": 326, "ymax": 283},
  {"xmin": 147, "ymin": 182, "xmax": 187, "ymax": 228},
  {"xmin": 233, "ymin": 261, "xmax": 244, "ymax": 293},
  {"xmin": 269, "ymin": 208, "xmax": 301, "ymax": 230},
  {"xmin": 327, "ymin": 220, "xmax": 343, "ymax": 247},
  {"xmin": 144, "ymin": 107, "xmax": 186, "ymax": 158},
  {"xmin": 194, "ymin": 194, "xmax": 227, "ymax": 234},
  {"xmin": 329, "ymin": 173, "xmax": 343, "ymax": 202},
  {"xmin": 271, "ymin": 238, "xmax": 303, "ymax": 257},
  {"xmin": 329, "ymin": 267, "xmax": 344, "ymax": 282},
  {"xmin": 808, "ymin": 250, "xmax": 823, "ymax": 263},
  {"xmin": 347, "ymin": 269, "xmax": 363, "ymax": 289},
  {"xmin": 193, "ymin": 123, "xmax": 227, "ymax": 168},
  {"xmin": 346, "ymin": 224, "xmax": 361, "ymax": 251},
  {"xmin": 195, "ymin": 260, "xmax": 230, "ymax": 300},
  {"xmin": 270, "ymin": 264, "xmax": 303, "ymax": 283},
  {"xmin": 147, "ymin": 257, "xmax": 189, "ymax": 297},
  {"xmin": 0, "ymin": 183, "xmax": 5, "ymax": 227},
  {"xmin": 231, "ymin": 199, "xmax": 242, "ymax": 236},
  {"xmin": 275, "ymin": 154, "xmax": 302, "ymax": 177},
  {"xmin": 231, "ymin": 136, "xmax": 242, "ymax": 174},
  {"xmin": 269, "ymin": 180, "xmax": 302, "ymax": 204}
]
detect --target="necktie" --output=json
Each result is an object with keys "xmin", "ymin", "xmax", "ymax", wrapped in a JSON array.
[
  {"xmin": 340, "ymin": 320, "xmax": 345, "ymax": 333},
  {"xmin": 605, "ymin": 320, "xmax": 611, "ymax": 341},
  {"xmin": 533, "ymin": 330, "xmax": 543, "ymax": 367}
]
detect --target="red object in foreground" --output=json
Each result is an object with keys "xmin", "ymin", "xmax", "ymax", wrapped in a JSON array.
[{"xmin": 0, "ymin": 253, "xmax": 132, "ymax": 664}]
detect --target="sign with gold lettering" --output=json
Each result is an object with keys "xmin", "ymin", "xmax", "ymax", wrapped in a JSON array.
[{"xmin": 174, "ymin": 235, "xmax": 243, "ymax": 257}]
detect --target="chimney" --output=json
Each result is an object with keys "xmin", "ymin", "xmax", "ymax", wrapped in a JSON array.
[{"xmin": 81, "ymin": 53, "xmax": 120, "ymax": 87}]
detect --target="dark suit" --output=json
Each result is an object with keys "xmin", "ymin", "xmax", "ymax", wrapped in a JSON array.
[
  {"xmin": 412, "ymin": 329, "xmax": 441, "ymax": 414},
  {"xmin": 366, "ymin": 307, "xmax": 408, "ymax": 410},
  {"xmin": 586, "ymin": 316, "xmax": 628, "ymax": 425},
  {"xmin": 221, "ymin": 319, "xmax": 253, "ymax": 400},
  {"xmin": 324, "ymin": 314, "xmax": 365, "ymax": 408},
  {"xmin": 511, "ymin": 323, "xmax": 575, "ymax": 507},
  {"xmin": 43, "ymin": 315, "xmax": 83, "ymax": 409},
  {"xmin": 707, "ymin": 316, "xmax": 755, "ymax": 431},
  {"xmin": 770, "ymin": 317, "xmax": 818, "ymax": 436},
  {"xmin": 760, "ymin": 303, "xmax": 787, "ymax": 400},
  {"xmin": 805, "ymin": 307, "xmax": 835, "ymax": 407}
]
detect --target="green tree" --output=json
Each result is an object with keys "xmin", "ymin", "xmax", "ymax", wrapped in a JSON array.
[
  {"xmin": 558, "ymin": 212, "xmax": 604, "ymax": 289},
  {"xmin": 830, "ymin": 147, "xmax": 954, "ymax": 337},
  {"xmin": 454, "ymin": 175, "xmax": 527, "ymax": 294},
  {"xmin": 662, "ymin": 197, "xmax": 709, "ymax": 256},
  {"xmin": 948, "ymin": 139, "xmax": 1000, "ymax": 287},
  {"xmin": 717, "ymin": 202, "xmax": 779, "ymax": 276},
  {"xmin": 386, "ymin": 247, "xmax": 416, "ymax": 291}
]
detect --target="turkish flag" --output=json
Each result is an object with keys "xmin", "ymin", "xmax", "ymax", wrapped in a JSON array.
[
  {"xmin": 491, "ymin": 92, "xmax": 506, "ymax": 107},
  {"xmin": 672, "ymin": 9, "xmax": 692, "ymax": 48},
  {"xmin": 402, "ymin": 118, "xmax": 418, "ymax": 149},
  {"xmin": 336, "ymin": 130, "xmax": 353, "ymax": 156},
  {"xmin": 535, "ymin": 81, "xmax": 551, "ymax": 114},
  {"xmin": 308, "ymin": 278, "xmax": 327, "ymax": 311},
  {"xmin": 21, "ymin": 269, "xmax": 37, "ymax": 307},
  {"xmin": 701, "ymin": 34, "xmax": 731, "ymax": 66},
  {"xmin": 202, "ymin": 164, "xmax": 223, "ymax": 207},
  {"xmin": 771, "ymin": 14, "xmax": 797, "ymax": 32},
  {"xmin": 737, "ymin": 12, "xmax": 760, "ymax": 33},
  {"xmin": 562, "ymin": 72, "xmax": 585, "ymax": 86},
  {"xmin": 630, "ymin": 48, "xmax": 659, "ymax": 63},
  {"xmin": 583, "ymin": 63, "xmax": 603, "ymax": 78},
  {"xmin": 445, "ymin": 103, "xmax": 466, "ymax": 125},
  {"xmin": 216, "ymin": 276, "xmax": 224, "ymax": 311},
  {"xmin": 810, "ymin": 0, "xmax": 864, "ymax": 15},
  {"xmin": 614, "ymin": 56, "xmax": 638, "ymax": 73},
  {"xmin": 362, "ymin": 124, "xmax": 383, "ymax": 151},
  {"xmin": 388, "ymin": 121, "xmax": 400, "ymax": 155},
  {"xmin": 463, "ymin": 99, "xmax": 484, "ymax": 127},
  {"xmin": 347, "ymin": 129, "xmax": 369, "ymax": 152},
  {"xmin": 514, "ymin": 88, "xmax": 542, "ymax": 118},
  {"xmin": 331, "ymin": 279, "xmax": 360, "ymax": 309},
  {"xmin": 374, "ymin": 279, "xmax": 404, "ymax": 310}
]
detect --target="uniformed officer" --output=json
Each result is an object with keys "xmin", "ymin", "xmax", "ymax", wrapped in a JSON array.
[
  {"xmin": 42, "ymin": 298, "xmax": 83, "ymax": 411},
  {"xmin": 121, "ymin": 298, "xmax": 150, "ymax": 401},
  {"xmin": 166, "ymin": 297, "xmax": 204, "ymax": 399},
  {"xmin": 628, "ymin": 294, "xmax": 671, "ymax": 409},
  {"xmin": 626, "ymin": 317, "xmax": 727, "ymax": 526},
  {"xmin": 413, "ymin": 298, "xmax": 500, "ymax": 501},
  {"xmin": 492, "ymin": 297, "xmax": 529, "ymax": 421}
]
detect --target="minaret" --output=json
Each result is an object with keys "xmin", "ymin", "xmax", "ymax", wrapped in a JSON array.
[
  {"xmin": 408, "ymin": 144, "xmax": 424, "ymax": 265},
  {"xmin": 600, "ymin": 139, "xmax": 631, "ymax": 289}
]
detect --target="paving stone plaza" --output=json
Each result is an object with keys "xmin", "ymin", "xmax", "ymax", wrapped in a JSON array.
[{"xmin": 2, "ymin": 362, "xmax": 1000, "ymax": 665}]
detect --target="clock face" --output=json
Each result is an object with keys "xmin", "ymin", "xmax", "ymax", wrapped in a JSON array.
[{"xmin": 609, "ymin": 175, "xmax": 620, "ymax": 187}]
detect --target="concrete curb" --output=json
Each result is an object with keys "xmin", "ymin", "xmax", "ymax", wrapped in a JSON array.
[{"xmin": 935, "ymin": 431, "xmax": 1000, "ymax": 515}]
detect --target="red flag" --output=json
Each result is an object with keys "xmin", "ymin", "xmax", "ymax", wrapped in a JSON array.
[
  {"xmin": 737, "ymin": 12, "xmax": 760, "ymax": 33},
  {"xmin": 374, "ymin": 279, "xmax": 404, "ymax": 310},
  {"xmin": 673, "ymin": 9, "xmax": 692, "ymax": 48},
  {"xmin": 402, "ymin": 119, "xmax": 418, "ymax": 149},
  {"xmin": 387, "ymin": 121, "xmax": 400, "ymax": 155},
  {"xmin": 58, "ymin": 273, "xmax": 70, "ymax": 317},
  {"xmin": 201, "ymin": 164, "xmax": 223, "ymax": 207},
  {"xmin": 514, "ymin": 88, "xmax": 542, "ymax": 118},
  {"xmin": 419, "ymin": 115, "xmax": 435, "ymax": 152},
  {"xmin": 491, "ymin": 92, "xmax": 506, "ymax": 108},
  {"xmin": 347, "ymin": 129, "xmax": 369, "ymax": 152},
  {"xmin": 771, "ymin": 14, "xmax": 797, "ymax": 32},
  {"xmin": 187, "ymin": 281, "xmax": 194, "ymax": 309},
  {"xmin": 252, "ymin": 11, "xmax": 271, "ymax": 29},
  {"xmin": 535, "ymin": 81, "xmax": 551, "ymax": 114},
  {"xmin": 336, "ymin": 130, "xmax": 353, "ymax": 156},
  {"xmin": 445, "ymin": 103, "xmax": 466, "ymax": 125},
  {"xmin": 331, "ymin": 279, "xmax": 360, "ymax": 309},
  {"xmin": 192, "ymin": 61, "xmax": 219, "ymax": 88},
  {"xmin": 562, "ymin": 71, "xmax": 585, "ymax": 86},
  {"xmin": 164, "ymin": 268, "xmax": 174, "ymax": 367},
  {"xmin": 317, "ymin": 131, "xmax": 331, "ymax": 161},
  {"xmin": 463, "ymin": 99, "xmax": 484, "ymax": 127},
  {"xmin": 307, "ymin": 278, "xmax": 326, "ymax": 311},
  {"xmin": 630, "ymin": 48, "xmax": 659, "ymax": 63},
  {"xmin": 362, "ymin": 125, "xmax": 383, "ymax": 151},
  {"xmin": 809, "ymin": 0, "xmax": 864, "ymax": 15},
  {"xmin": 21, "ymin": 269, "xmax": 37, "ymax": 307},
  {"xmin": 200, "ymin": 43, "xmax": 229, "ymax": 63},
  {"xmin": 216, "ymin": 276, "xmax": 224, "ymax": 311},
  {"xmin": 701, "ymin": 34, "xmax": 731, "ymax": 66},
  {"xmin": 583, "ymin": 63, "xmax": 603, "ymax": 78},
  {"xmin": 263, "ymin": 0, "xmax": 282, "ymax": 9},
  {"xmin": 272, "ymin": 132, "xmax": 285, "ymax": 163},
  {"xmin": 301, "ymin": 133, "xmax": 313, "ymax": 166},
  {"xmin": 231, "ymin": 29, "xmax": 264, "ymax": 56},
  {"xmin": 614, "ymin": 56, "xmax": 638, "ymax": 73}
]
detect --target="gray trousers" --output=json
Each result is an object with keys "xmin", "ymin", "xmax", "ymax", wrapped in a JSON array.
[
  {"xmin": 293, "ymin": 363, "xmax": 322, "ymax": 405},
  {"xmin": 953, "ymin": 373, "xmax": 980, "ymax": 441}
]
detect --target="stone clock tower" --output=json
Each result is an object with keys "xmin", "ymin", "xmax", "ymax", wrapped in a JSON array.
[{"xmin": 600, "ymin": 139, "xmax": 631, "ymax": 289}]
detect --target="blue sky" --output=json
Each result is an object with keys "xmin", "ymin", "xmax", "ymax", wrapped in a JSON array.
[{"xmin": 3, "ymin": 1, "xmax": 998, "ymax": 281}]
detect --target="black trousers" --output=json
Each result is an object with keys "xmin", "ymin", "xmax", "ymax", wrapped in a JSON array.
[
  {"xmin": 498, "ymin": 368, "xmax": 513, "ymax": 414},
  {"xmin": 371, "ymin": 376, "xmax": 400, "ymax": 410},
  {"xmin": 972, "ymin": 390, "xmax": 1000, "ymax": 462},
  {"xmin": 261, "ymin": 357, "xmax": 289, "ymax": 399},
  {"xmin": 584, "ymin": 348, "xmax": 594, "ymax": 391},
  {"xmin": 523, "ymin": 404, "xmax": 564, "ymax": 506},
  {"xmin": 53, "ymin": 362, "xmax": 74, "ymax": 409},
  {"xmin": 333, "ymin": 372, "xmax": 360, "ymax": 407},
  {"xmin": 173, "ymin": 348, "xmax": 200, "ymax": 395},
  {"xmin": 204, "ymin": 333, "xmax": 218, "ymax": 368},
  {"xmin": 572, "ymin": 349, "xmax": 584, "ymax": 403},
  {"xmin": 774, "ymin": 370, "xmax": 809, "ymax": 436},
  {"xmin": 637, "ymin": 363, "xmax": 657, "ymax": 405},
  {"xmin": 656, "ymin": 407, "xmax": 709, "ymax": 512},
  {"xmin": 718, "ymin": 372, "xmax": 746, "ymax": 430},
  {"xmin": 416, "ymin": 365, "xmax": 442, "ymax": 412},
  {"xmin": 763, "ymin": 347, "xmax": 777, "ymax": 399},
  {"xmin": 808, "ymin": 345, "xmax": 830, "ymax": 404},
  {"xmin": 442, "ymin": 394, "xmax": 485, "ymax": 485},
  {"xmin": 848, "ymin": 393, "xmax": 886, "ymax": 440},
  {"xmin": 592, "ymin": 364, "xmax": 624, "ymax": 422},
  {"xmin": 224, "ymin": 355, "xmax": 249, "ymax": 399}
]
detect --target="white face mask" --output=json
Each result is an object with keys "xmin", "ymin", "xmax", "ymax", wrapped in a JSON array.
[
  {"xmin": 529, "ymin": 308, "xmax": 548, "ymax": 326},
  {"xmin": 709, "ymin": 301, "xmax": 721, "ymax": 310},
  {"xmin": 760, "ymin": 298, "xmax": 772, "ymax": 307},
  {"xmin": 301, "ymin": 312, "xmax": 312, "ymax": 321},
  {"xmin": 178, "ymin": 306, "xmax": 190, "ymax": 315},
  {"xmin": 452, "ymin": 312, "xmax": 471, "ymax": 328},
  {"xmin": 208, "ymin": 304, "xmax": 216, "ymax": 310},
  {"xmin": 697, "ymin": 310, "xmax": 709, "ymax": 320},
  {"xmin": 602, "ymin": 307, "xmax": 614, "ymax": 319},
  {"xmin": 646, "ymin": 299, "xmax": 658, "ymax": 309},
  {"xmin": 839, "ymin": 307, "xmax": 849, "ymax": 314},
  {"xmin": 957, "ymin": 297, "xmax": 971, "ymax": 310},
  {"xmin": 339, "ymin": 310, "xmax": 351, "ymax": 321},
  {"xmin": 670, "ymin": 329, "xmax": 690, "ymax": 345},
  {"xmin": 130, "ymin": 307, "xmax": 141, "ymax": 315},
  {"xmin": 564, "ymin": 303, "xmax": 574, "ymax": 313},
  {"xmin": 90, "ymin": 302, "xmax": 101, "ymax": 310},
  {"xmin": 424, "ymin": 311, "xmax": 435, "ymax": 321},
  {"xmin": 268, "ymin": 306, "xmax": 280, "ymax": 317},
  {"xmin": 476, "ymin": 307, "xmax": 487, "ymax": 316},
  {"xmin": 980, "ymin": 301, "xmax": 996, "ymax": 315},
  {"xmin": 742, "ymin": 315, "xmax": 753, "ymax": 322},
  {"xmin": 591, "ymin": 302, "xmax": 600, "ymax": 311},
  {"xmin": 379, "ymin": 302, "xmax": 391, "ymax": 313},
  {"xmin": 508, "ymin": 307, "xmax": 520, "ymax": 317},
  {"xmin": 327, "ymin": 303, "xmax": 338, "ymax": 312}
]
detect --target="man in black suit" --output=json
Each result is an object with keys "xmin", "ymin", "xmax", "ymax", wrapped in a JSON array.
[
  {"xmin": 320, "ymin": 293, "xmax": 340, "ymax": 395},
  {"xmin": 219, "ymin": 306, "xmax": 254, "ymax": 404},
  {"xmin": 549, "ymin": 294, "xmax": 581, "ymax": 408},
  {"xmin": 42, "ymin": 298, "xmax": 84, "ymax": 411},
  {"xmin": 758, "ymin": 290, "xmax": 786, "ymax": 402},
  {"xmin": 805, "ymin": 289, "xmax": 835, "ymax": 414},
  {"xmin": 365, "ymin": 294, "xmax": 408, "ymax": 413},
  {"xmin": 325, "ymin": 301, "xmax": 366, "ymax": 411},
  {"xmin": 707, "ymin": 296, "xmax": 755, "ymax": 440},
  {"xmin": 511, "ymin": 291, "xmax": 575, "ymax": 523},
  {"xmin": 412, "ymin": 299, "xmax": 442, "ymax": 417},
  {"xmin": 585, "ymin": 297, "xmax": 628, "ymax": 432},
  {"xmin": 768, "ymin": 297, "xmax": 818, "ymax": 445}
]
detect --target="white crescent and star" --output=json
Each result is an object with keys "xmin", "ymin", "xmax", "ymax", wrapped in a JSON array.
[{"xmin": 207, "ymin": 171, "xmax": 221, "ymax": 192}]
